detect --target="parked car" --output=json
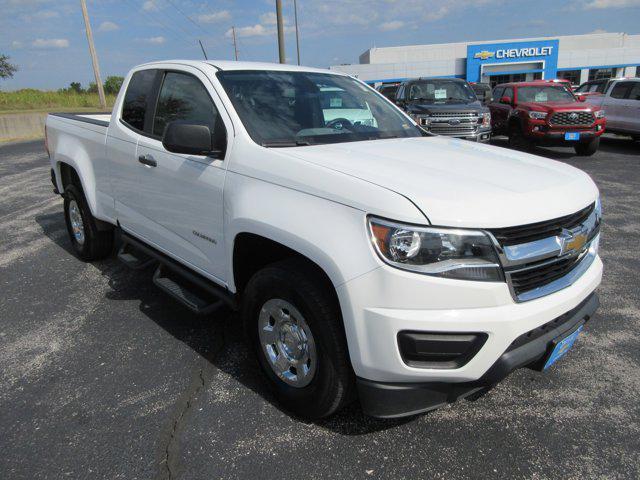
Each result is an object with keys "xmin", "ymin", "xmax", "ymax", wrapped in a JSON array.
[
  {"xmin": 488, "ymin": 80, "xmax": 606, "ymax": 155},
  {"xmin": 377, "ymin": 83, "xmax": 400, "ymax": 101},
  {"xmin": 470, "ymin": 82, "xmax": 493, "ymax": 104},
  {"xmin": 574, "ymin": 78, "xmax": 617, "ymax": 97},
  {"xmin": 46, "ymin": 60, "xmax": 602, "ymax": 420},
  {"xmin": 583, "ymin": 78, "xmax": 640, "ymax": 140},
  {"xmin": 395, "ymin": 77, "xmax": 491, "ymax": 142}
]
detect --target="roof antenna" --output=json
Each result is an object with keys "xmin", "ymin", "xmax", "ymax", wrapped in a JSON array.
[{"xmin": 198, "ymin": 39, "xmax": 208, "ymax": 60}]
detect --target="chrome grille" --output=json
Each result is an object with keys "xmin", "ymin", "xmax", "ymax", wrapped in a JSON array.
[
  {"xmin": 549, "ymin": 111, "xmax": 595, "ymax": 126},
  {"xmin": 419, "ymin": 111, "xmax": 479, "ymax": 136},
  {"xmin": 490, "ymin": 203, "xmax": 594, "ymax": 246},
  {"xmin": 488, "ymin": 203, "xmax": 599, "ymax": 302},
  {"xmin": 428, "ymin": 111, "xmax": 478, "ymax": 118}
]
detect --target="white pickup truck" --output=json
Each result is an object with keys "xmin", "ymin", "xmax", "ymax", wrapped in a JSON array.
[{"xmin": 46, "ymin": 60, "xmax": 602, "ymax": 419}]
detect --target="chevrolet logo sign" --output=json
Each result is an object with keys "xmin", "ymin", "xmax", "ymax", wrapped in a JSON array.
[
  {"xmin": 474, "ymin": 50, "xmax": 495, "ymax": 60},
  {"xmin": 560, "ymin": 227, "xmax": 588, "ymax": 256}
]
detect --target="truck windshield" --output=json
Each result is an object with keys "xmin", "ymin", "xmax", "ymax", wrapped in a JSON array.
[
  {"xmin": 518, "ymin": 86, "xmax": 576, "ymax": 103},
  {"xmin": 407, "ymin": 80, "xmax": 476, "ymax": 103},
  {"xmin": 216, "ymin": 70, "xmax": 422, "ymax": 147}
]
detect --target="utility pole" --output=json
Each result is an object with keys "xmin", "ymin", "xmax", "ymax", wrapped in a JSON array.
[
  {"xmin": 198, "ymin": 40, "xmax": 208, "ymax": 60},
  {"xmin": 79, "ymin": 0, "xmax": 106, "ymax": 109},
  {"xmin": 293, "ymin": 0, "xmax": 300, "ymax": 65},
  {"xmin": 275, "ymin": 0, "xmax": 286, "ymax": 64},
  {"xmin": 232, "ymin": 26, "xmax": 239, "ymax": 61}
]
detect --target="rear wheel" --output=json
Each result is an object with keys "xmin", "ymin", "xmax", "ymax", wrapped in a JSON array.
[
  {"xmin": 63, "ymin": 184, "xmax": 114, "ymax": 261},
  {"xmin": 574, "ymin": 137, "xmax": 600, "ymax": 156},
  {"xmin": 508, "ymin": 123, "xmax": 533, "ymax": 150},
  {"xmin": 242, "ymin": 258, "xmax": 355, "ymax": 419}
]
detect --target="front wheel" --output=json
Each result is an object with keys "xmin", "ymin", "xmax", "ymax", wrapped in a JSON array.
[
  {"xmin": 574, "ymin": 137, "xmax": 600, "ymax": 156},
  {"xmin": 508, "ymin": 123, "xmax": 533, "ymax": 150},
  {"xmin": 63, "ymin": 184, "xmax": 114, "ymax": 261},
  {"xmin": 242, "ymin": 258, "xmax": 355, "ymax": 419}
]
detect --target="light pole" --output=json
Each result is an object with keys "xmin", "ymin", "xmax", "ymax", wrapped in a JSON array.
[{"xmin": 79, "ymin": 0, "xmax": 106, "ymax": 109}]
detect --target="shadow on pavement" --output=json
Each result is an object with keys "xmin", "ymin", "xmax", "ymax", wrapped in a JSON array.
[{"xmin": 35, "ymin": 211, "xmax": 414, "ymax": 435}]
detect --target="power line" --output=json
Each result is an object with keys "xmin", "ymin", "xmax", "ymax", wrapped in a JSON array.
[
  {"xmin": 163, "ymin": 0, "xmax": 208, "ymax": 34},
  {"xmin": 121, "ymin": 0, "xmax": 198, "ymax": 51}
]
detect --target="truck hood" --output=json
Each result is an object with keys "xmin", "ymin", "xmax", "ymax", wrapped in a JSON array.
[
  {"xmin": 406, "ymin": 100, "xmax": 486, "ymax": 114},
  {"xmin": 280, "ymin": 136, "xmax": 598, "ymax": 228},
  {"xmin": 518, "ymin": 101, "xmax": 599, "ymax": 113}
]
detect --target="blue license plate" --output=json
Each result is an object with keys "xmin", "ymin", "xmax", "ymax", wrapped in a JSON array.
[
  {"xmin": 544, "ymin": 325, "xmax": 583, "ymax": 370},
  {"xmin": 565, "ymin": 132, "xmax": 580, "ymax": 141}
]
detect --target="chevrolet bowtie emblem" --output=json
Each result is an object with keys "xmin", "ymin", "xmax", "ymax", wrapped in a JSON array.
[
  {"xmin": 560, "ymin": 227, "xmax": 588, "ymax": 256},
  {"xmin": 474, "ymin": 50, "xmax": 495, "ymax": 60}
]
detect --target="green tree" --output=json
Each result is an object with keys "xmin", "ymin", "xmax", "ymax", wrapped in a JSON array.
[
  {"xmin": 87, "ymin": 82, "xmax": 98, "ymax": 94},
  {"xmin": 104, "ymin": 76, "xmax": 124, "ymax": 95},
  {"xmin": 69, "ymin": 82, "xmax": 83, "ymax": 94},
  {"xmin": 0, "ymin": 54, "xmax": 18, "ymax": 80}
]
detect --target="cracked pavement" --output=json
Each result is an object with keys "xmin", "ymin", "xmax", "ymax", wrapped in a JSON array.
[{"xmin": 1, "ymin": 137, "xmax": 639, "ymax": 479}]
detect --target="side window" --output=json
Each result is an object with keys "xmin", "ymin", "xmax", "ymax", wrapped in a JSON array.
[
  {"xmin": 574, "ymin": 83, "xmax": 590, "ymax": 93},
  {"xmin": 503, "ymin": 87, "xmax": 514, "ymax": 102},
  {"xmin": 396, "ymin": 85, "xmax": 405, "ymax": 101},
  {"xmin": 627, "ymin": 82, "xmax": 640, "ymax": 101},
  {"xmin": 595, "ymin": 81, "xmax": 607, "ymax": 93},
  {"xmin": 153, "ymin": 72, "xmax": 222, "ymax": 142},
  {"xmin": 492, "ymin": 87, "xmax": 504, "ymax": 101},
  {"xmin": 122, "ymin": 69, "xmax": 157, "ymax": 131},
  {"xmin": 610, "ymin": 82, "xmax": 631, "ymax": 99}
]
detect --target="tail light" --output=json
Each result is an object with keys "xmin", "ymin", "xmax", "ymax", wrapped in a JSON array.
[{"xmin": 44, "ymin": 125, "xmax": 50, "ymax": 157}]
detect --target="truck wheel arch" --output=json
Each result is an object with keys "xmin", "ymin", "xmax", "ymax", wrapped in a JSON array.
[{"xmin": 232, "ymin": 232, "xmax": 338, "ymax": 298}]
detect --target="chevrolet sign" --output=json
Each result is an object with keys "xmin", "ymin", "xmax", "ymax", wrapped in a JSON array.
[
  {"xmin": 473, "ymin": 46, "xmax": 554, "ymax": 61},
  {"xmin": 474, "ymin": 50, "xmax": 495, "ymax": 60}
]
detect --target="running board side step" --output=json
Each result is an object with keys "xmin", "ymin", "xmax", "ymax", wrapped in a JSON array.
[
  {"xmin": 119, "ymin": 231, "xmax": 237, "ymax": 313},
  {"xmin": 153, "ymin": 265, "xmax": 225, "ymax": 315},
  {"xmin": 117, "ymin": 242, "xmax": 156, "ymax": 270}
]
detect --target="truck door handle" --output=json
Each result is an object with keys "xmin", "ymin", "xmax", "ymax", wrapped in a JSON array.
[{"xmin": 138, "ymin": 155, "xmax": 157, "ymax": 167}]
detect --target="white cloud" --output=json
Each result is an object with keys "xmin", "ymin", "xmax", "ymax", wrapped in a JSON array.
[
  {"xmin": 196, "ymin": 10, "xmax": 231, "ymax": 23},
  {"xmin": 425, "ymin": 6, "xmax": 449, "ymax": 21},
  {"xmin": 379, "ymin": 20, "xmax": 405, "ymax": 31},
  {"xmin": 97, "ymin": 21, "xmax": 119, "ymax": 32},
  {"xmin": 144, "ymin": 36, "xmax": 165, "ymax": 44},
  {"xmin": 142, "ymin": 0, "xmax": 157, "ymax": 12},
  {"xmin": 33, "ymin": 10, "xmax": 59, "ymax": 19},
  {"xmin": 259, "ymin": 12, "xmax": 278, "ymax": 25},
  {"xmin": 32, "ymin": 38, "xmax": 69, "ymax": 48},
  {"xmin": 585, "ymin": 0, "xmax": 640, "ymax": 8},
  {"xmin": 226, "ymin": 24, "xmax": 269, "ymax": 38},
  {"xmin": 589, "ymin": 28, "xmax": 609, "ymax": 33},
  {"xmin": 11, "ymin": 40, "xmax": 24, "ymax": 48}
]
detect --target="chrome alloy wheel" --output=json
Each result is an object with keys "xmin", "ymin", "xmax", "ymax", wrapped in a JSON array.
[
  {"xmin": 68, "ymin": 200, "xmax": 85, "ymax": 246},
  {"xmin": 258, "ymin": 299, "xmax": 317, "ymax": 388}
]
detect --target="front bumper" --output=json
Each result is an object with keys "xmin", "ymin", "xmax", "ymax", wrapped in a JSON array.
[
  {"xmin": 427, "ymin": 128, "xmax": 491, "ymax": 142},
  {"xmin": 357, "ymin": 293, "xmax": 599, "ymax": 418},
  {"xmin": 336, "ymin": 252, "xmax": 602, "ymax": 416}
]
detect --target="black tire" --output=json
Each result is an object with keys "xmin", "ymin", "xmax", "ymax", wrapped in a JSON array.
[
  {"xmin": 242, "ymin": 258, "xmax": 355, "ymax": 419},
  {"xmin": 63, "ymin": 184, "xmax": 114, "ymax": 261},
  {"xmin": 508, "ymin": 123, "xmax": 533, "ymax": 150},
  {"xmin": 574, "ymin": 137, "xmax": 600, "ymax": 156}
]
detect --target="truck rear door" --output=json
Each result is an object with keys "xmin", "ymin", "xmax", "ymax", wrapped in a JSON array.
[
  {"xmin": 129, "ymin": 66, "xmax": 232, "ymax": 284},
  {"xmin": 602, "ymin": 80, "xmax": 632, "ymax": 131}
]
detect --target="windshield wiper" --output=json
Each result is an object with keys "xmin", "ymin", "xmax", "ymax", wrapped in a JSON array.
[{"xmin": 261, "ymin": 140, "xmax": 311, "ymax": 147}]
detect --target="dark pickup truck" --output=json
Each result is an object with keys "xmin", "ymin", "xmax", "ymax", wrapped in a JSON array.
[{"xmin": 394, "ymin": 77, "xmax": 491, "ymax": 142}]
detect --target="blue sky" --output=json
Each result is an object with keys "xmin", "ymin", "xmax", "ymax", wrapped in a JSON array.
[{"xmin": 1, "ymin": 0, "xmax": 639, "ymax": 90}]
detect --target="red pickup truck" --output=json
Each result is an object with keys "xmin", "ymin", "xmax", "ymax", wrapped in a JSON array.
[{"xmin": 488, "ymin": 80, "xmax": 606, "ymax": 156}]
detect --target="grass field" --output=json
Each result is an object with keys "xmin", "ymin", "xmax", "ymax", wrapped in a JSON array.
[{"xmin": 0, "ymin": 89, "xmax": 115, "ymax": 113}]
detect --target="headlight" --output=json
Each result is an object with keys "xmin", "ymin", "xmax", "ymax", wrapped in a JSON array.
[
  {"xmin": 368, "ymin": 217, "xmax": 503, "ymax": 281},
  {"xmin": 595, "ymin": 110, "xmax": 605, "ymax": 118},
  {"xmin": 482, "ymin": 112, "xmax": 491, "ymax": 127},
  {"xmin": 528, "ymin": 111, "xmax": 547, "ymax": 120}
]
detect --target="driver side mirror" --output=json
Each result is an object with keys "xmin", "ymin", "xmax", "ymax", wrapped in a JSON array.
[
  {"xmin": 500, "ymin": 96, "xmax": 512, "ymax": 105},
  {"xmin": 163, "ymin": 122, "xmax": 225, "ymax": 158},
  {"xmin": 576, "ymin": 95, "xmax": 587, "ymax": 102}
]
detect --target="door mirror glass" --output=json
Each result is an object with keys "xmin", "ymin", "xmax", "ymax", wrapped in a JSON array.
[{"xmin": 163, "ymin": 122, "xmax": 222, "ymax": 157}]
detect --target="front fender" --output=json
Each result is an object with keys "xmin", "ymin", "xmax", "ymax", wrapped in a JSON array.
[{"xmin": 223, "ymin": 171, "xmax": 381, "ymax": 292}]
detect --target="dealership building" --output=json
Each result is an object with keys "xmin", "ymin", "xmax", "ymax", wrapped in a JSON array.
[{"xmin": 330, "ymin": 32, "xmax": 640, "ymax": 87}]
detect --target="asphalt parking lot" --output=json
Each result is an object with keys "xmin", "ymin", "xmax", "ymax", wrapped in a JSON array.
[{"xmin": 1, "ymin": 136, "xmax": 639, "ymax": 480}]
